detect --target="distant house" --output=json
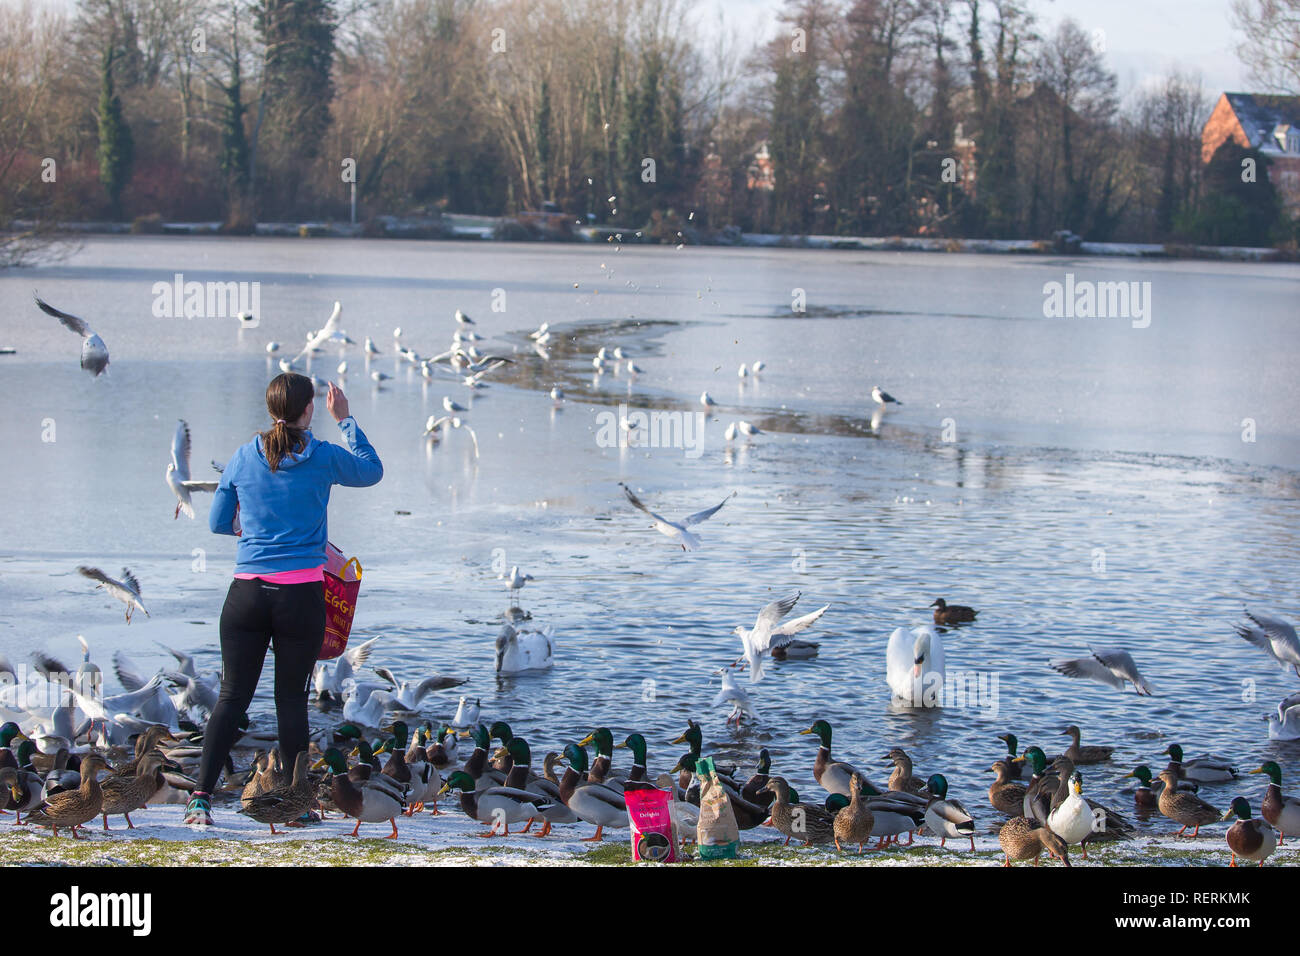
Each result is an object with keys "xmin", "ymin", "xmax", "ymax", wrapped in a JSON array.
[{"xmin": 1202, "ymin": 92, "xmax": 1300, "ymax": 214}]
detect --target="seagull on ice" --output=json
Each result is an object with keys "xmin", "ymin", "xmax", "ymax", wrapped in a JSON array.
[
  {"xmin": 617, "ymin": 482, "xmax": 736, "ymax": 551},
  {"xmin": 752, "ymin": 360, "xmax": 766, "ymax": 373},
  {"xmin": 443, "ymin": 396, "xmax": 468, "ymax": 413},
  {"xmin": 712, "ymin": 664, "xmax": 759, "ymax": 726},
  {"xmin": 726, "ymin": 421, "xmax": 762, "ymax": 442},
  {"xmin": 364, "ymin": 337, "xmax": 380, "ymax": 356},
  {"xmin": 872, "ymin": 386, "xmax": 902, "ymax": 406},
  {"xmin": 700, "ymin": 392, "xmax": 716, "ymax": 408},
  {"xmin": 732, "ymin": 592, "xmax": 829, "ymax": 682},
  {"xmin": 455, "ymin": 309, "xmax": 475, "ymax": 326},
  {"xmin": 77, "ymin": 566, "xmax": 149, "ymax": 623},
  {"xmin": 1234, "ymin": 610, "xmax": 1300, "ymax": 677},
  {"xmin": 266, "ymin": 342, "xmax": 280, "ymax": 354},
  {"xmin": 34, "ymin": 293, "xmax": 109, "ymax": 377},
  {"xmin": 371, "ymin": 371, "xmax": 391, "ymax": 384},
  {"xmin": 549, "ymin": 387, "xmax": 565, "ymax": 406},
  {"xmin": 166, "ymin": 420, "xmax": 218, "ymax": 519},
  {"xmin": 529, "ymin": 322, "xmax": 549, "ymax": 341},
  {"xmin": 738, "ymin": 364, "xmax": 749, "ymax": 378},
  {"xmin": 1048, "ymin": 647, "xmax": 1157, "ymax": 695}
]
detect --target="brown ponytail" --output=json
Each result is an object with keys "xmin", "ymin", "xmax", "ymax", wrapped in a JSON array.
[{"xmin": 260, "ymin": 372, "xmax": 314, "ymax": 473}]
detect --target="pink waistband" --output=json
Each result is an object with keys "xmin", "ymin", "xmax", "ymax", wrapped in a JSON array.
[{"xmin": 234, "ymin": 565, "xmax": 325, "ymax": 584}]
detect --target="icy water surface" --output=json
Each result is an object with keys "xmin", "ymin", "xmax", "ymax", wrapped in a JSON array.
[{"xmin": 1, "ymin": 237, "xmax": 1299, "ymax": 833}]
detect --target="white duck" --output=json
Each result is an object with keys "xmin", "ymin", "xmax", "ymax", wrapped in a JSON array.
[
  {"xmin": 1047, "ymin": 771, "xmax": 1095, "ymax": 856},
  {"xmin": 886, "ymin": 625, "xmax": 945, "ymax": 706}
]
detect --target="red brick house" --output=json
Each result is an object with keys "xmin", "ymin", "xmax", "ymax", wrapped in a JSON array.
[{"xmin": 1202, "ymin": 92, "xmax": 1300, "ymax": 215}]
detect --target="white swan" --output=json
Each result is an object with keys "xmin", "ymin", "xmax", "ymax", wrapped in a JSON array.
[
  {"xmin": 494, "ymin": 624, "xmax": 554, "ymax": 674},
  {"xmin": 886, "ymin": 625, "xmax": 945, "ymax": 707}
]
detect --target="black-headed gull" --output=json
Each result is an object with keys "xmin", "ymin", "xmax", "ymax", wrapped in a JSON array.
[
  {"xmin": 733, "ymin": 592, "xmax": 829, "ymax": 682},
  {"xmin": 872, "ymin": 385, "xmax": 902, "ymax": 405},
  {"xmin": 712, "ymin": 664, "xmax": 759, "ymax": 726},
  {"xmin": 77, "ymin": 566, "xmax": 149, "ymax": 623},
  {"xmin": 1234, "ymin": 610, "xmax": 1300, "ymax": 677},
  {"xmin": 166, "ymin": 420, "xmax": 218, "ymax": 519},
  {"xmin": 1048, "ymin": 647, "xmax": 1156, "ymax": 695},
  {"xmin": 34, "ymin": 293, "xmax": 109, "ymax": 376},
  {"xmin": 290, "ymin": 301, "xmax": 345, "ymax": 365},
  {"xmin": 617, "ymin": 482, "xmax": 735, "ymax": 551}
]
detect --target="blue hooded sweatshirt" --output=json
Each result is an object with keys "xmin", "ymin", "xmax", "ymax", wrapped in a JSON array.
[{"xmin": 209, "ymin": 416, "xmax": 383, "ymax": 574}]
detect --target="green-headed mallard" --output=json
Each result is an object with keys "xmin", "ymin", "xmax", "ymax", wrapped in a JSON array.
[
  {"xmin": 799, "ymin": 719, "xmax": 880, "ymax": 796},
  {"xmin": 439, "ymin": 768, "xmax": 553, "ymax": 837},
  {"xmin": 923, "ymin": 773, "xmax": 975, "ymax": 850},
  {"xmin": 996, "ymin": 733, "xmax": 1025, "ymax": 780},
  {"xmin": 556, "ymin": 743, "xmax": 627, "ymax": 842},
  {"xmin": 1016, "ymin": 746, "xmax": 1058, "ymax": 824},
  {"xmin": 1061, "ymin": 724, "xmax": 1113, "ymax": 764},
  {"xmin": 1250, "ymin": 760, "xmax": 1300, "ymax": 843},
  {"xmin": 426, "ymin": 723, "xmax": 458, "ymax": 774},
  {"xmin": 578, "ymin": 727, "xmax": 627, "ymax": 789},
  {"xmin": 741, "ymin": 748, "xmax": 774, "ymax": 809},
  {"xmin": 613, "ymin": 732, "xmax": 650, "ymax": 783},
  {"xmin": 989, "ymin": 760, "xmax": 1028, "ymax": 815},
  {"xmin": 26, "ymin": 753, "xmax": 108, "ymax": 838},
  {"xmin": 239, "ymin": 751, "xmax": 315, "ymax": 834},
  {"xmin": 1222, "ymin": 796, "xmax": 1278, "ymax": 866},
  {"xmin": 670, "ymin": 751, "xmax": 769, "ymax": 830},
  {"xmin": 833, "ymin": 772, "xmax": 876, "ymax": 853},
  {"xmin": 886, "ymin": 747, "xmax": 930, "ymax": 796},
  {"xmin": 0, "ymin": 765, "xmax": 44, "ymax": 824},
  {"xmin": 100, "ymin": 752, "xmax": 165, "ymax": 830},
  {"xmin": 761, "ymin": 775, "xmax": 834, "ymax": 846},
  {"xmin": 318, "ymin": 746, "xmax": 405, "ymax": 838},
  {"xmin": 999, "ymin": 815, "xmax": 1070, "ymax": 867},
  {"xmin": 1157, "ymin": 768, "xmax": 1221, "ymax": 837},
  {"xmin": 503, "ymin": 737, "xmax": 575, "ymax": 837},
  {"xmin": 1125, "ymin": 765, "xmax": 1160, "ymax": 809},
  {"xmin": 1163, "ymin": 744, "xmax": 1238, "ymax": 784}
]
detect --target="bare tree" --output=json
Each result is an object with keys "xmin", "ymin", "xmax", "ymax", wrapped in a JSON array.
[{"xmin": 1232, "ymin": 0, "xmax": 1300, "ymax": 95}]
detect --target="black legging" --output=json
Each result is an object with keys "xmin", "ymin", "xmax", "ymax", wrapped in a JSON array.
[{"xmin": 195, "ymin": 578, "xmax": 325, "ymax": 794}]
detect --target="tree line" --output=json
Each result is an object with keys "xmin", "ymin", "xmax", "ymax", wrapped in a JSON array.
[{"xmin": 0, "ymin": 0, "xmax": 1296, "ymax": 250}]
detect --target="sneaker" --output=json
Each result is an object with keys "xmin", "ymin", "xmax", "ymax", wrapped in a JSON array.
[{"xmin": 184, "ymin": 794, "xmax": 213, "ymax": 826}]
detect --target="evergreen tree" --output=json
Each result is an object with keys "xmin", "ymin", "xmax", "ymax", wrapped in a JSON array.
[{"xmin": 96, "ymin": 48, "xmax": 134, "ymax": 219}]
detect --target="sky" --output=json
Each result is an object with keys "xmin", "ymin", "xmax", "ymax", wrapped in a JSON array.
[{"xmin": 704, "ymin": 0, "xmax": 1248, "ymax": 102}]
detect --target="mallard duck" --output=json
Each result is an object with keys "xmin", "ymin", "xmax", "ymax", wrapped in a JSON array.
[
  {"xmin": 556, "ymin": 743, "xmax": 627, "ymax": 841},
  {"xmin": 425, "ymin": 724, "xmax": 458, "ymax": 775},
  {"xmin": 670, "ymin": 751, "xmax": 769, "ymax": 830},
  {"xmin": 1157, "ymin": 769, "xmax": 1222, "ymax": 837},
  {"xmin": 241, "ymin": 748, "xmax": 280, "ymax": 805},
  {"xmin": 1061, "ymin": 724, "xmax": 1113, "ymax": 764},
  {"xmin": 99, "ymin": 753, "xmax": 165, "ymax": 830},
  {"xmin": 0, "ymin": 765, "xmax": 44, "ymax": 823},
  {"xmin": 26, "ymin": 753, "xmax": 108, "ymax": 838},
  {"xmin": 989, "ymin": 760, "xmax": 1028, "ymax": 815},
  {"xmin": 614, "ymin": 733, "xmax": 651, "ymax": 783},
  {"xmin": 771, "ymin": 640, "xmax": 819, "ymax": 660},
  {"xmin": 924, "ymin": 773, "xmax": 975, "ymax": 850},
  {"xmin": 999, "ymin": 815, "xmax": 1070, "ymax": 867},
  {"xmin": 502, "ymin": 738, "xmax": 576, "ymax": 837},
  {"xmin": 800, "ymin": 719, "xmax": 882, "ymax": 796},
  {"xmin": 1162, "ymin": 744, "xmax": 1238, "ymax": 784},
  {"xmin": 931, "ymin": 598, "xmax": 977, "ymax": 625},
  {"xmin": 1222, "ymin": 796, "xmax": 1278, "ymax": 866},
  {"xmin": 761, "ymin": 775, "xmax": 834, "ymax": 846},
  {"xmin": 1015, "ymin": 747, "xmax": 1058, "ymax": 824},
  {"xmin": 833, "ymin": 772, "xmax": 876, "ymax": 853},
  {"xmin": 996, "ymin": 733, "xmax": 1025, "ymax": 780},
  {"xmin": 1125, "ymin": 765, "xmax": 1160, "ymax": 809},
  {"xmin": 440, "ymin": 768, "xmax": 553, "ymax": 836},
  {"xmin": 863, "ymin": 784, "xmax": 927, "ymax": 846},
  {"xmin": 318, "ymin": 746, "xmax": 405, "ymax": 837},
  {"xmin": 741, "ymin": 748, "xmax": 774, "ymax": 808},
  {"xmin": 403, "ymin": 728, "xmax": 440, "ymax": 814},
  {"xmin": 886, "ymin": 748, "xmax": 930, "ymax": 796},
  {"xmin": 578, "ymin": 728, "xmax": 627, "ymax": 789},
  {"xmin": 1250, "ymin": 760, "xmax": 1300, "ymax": 844},
  {"xmin": 239, "ymin": 751, "xmax": 315, "ymax": 834}
]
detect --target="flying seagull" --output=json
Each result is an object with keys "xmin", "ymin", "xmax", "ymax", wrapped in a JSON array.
[
  {"xmin": 34, "ymin": 293, "xmax": 109, "ymax": 376},
  {"xmin": 732, "ymin": 592, "xmax": 829, "ymax": 682},
  {"xmin": 166, "ymin": 420, "xmax": 219, "ymax": 519},
  {"xmin": 617, "ymin": 482, "xmax": 735, "ymax": 551},
  {"xmin": 1048, "ymin": 647, "xmax": 1156, "ymax": 695},
  {"xmin": 1234, "ymin": 610, "xmax": 1300, "ymax": 678},
  {"xmin": 290, "ymin": 301, "xmax": 345, "ymax": 366},
  {"xmin": 77, "ymin": 566, "xmax": 150, "ymax": 623}
]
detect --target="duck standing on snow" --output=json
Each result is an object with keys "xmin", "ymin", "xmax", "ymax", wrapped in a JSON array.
[
  {"xmin": 832, "ymin": 772, "xmax": 876, "ymax": 854},
  {"xmin": 762, "ymin": 775, "xmax": 834, "ymax": 846},
  {"xmin": 439, "ymin": 768, "xmax": 552, "ymax": 838},
  {"xmin": 988, "ymin": 760, "xmax": 1029, "ymax": 815},
  {"xmin": 1156, "ymin": 768, "xmax": 1222, "ymax": 837},
  {"xmin": 556, "ymin": 743, "xmax": 627, "ymax": 842},
  {"xmin": 799, "ymin": 719, "xmax": 883, "ymax": 797},
  {"xmin": 1222, "ymin": 796, "xmax": 1278, "ymax": 866},
  {"xmin": 999, "ymin": 816, "xmax": 1070, "ymax": 867},
  {"xmin": 1046, "ymin": 771, "xmax": 1096, "ymax": 859},
  {"xmin": 923, "ymin": 773, "xmax": 975, "ymax": 850},
  {"xmin": 1250, "ymin": 761, "xmax": 1300, "ymax": 844}
]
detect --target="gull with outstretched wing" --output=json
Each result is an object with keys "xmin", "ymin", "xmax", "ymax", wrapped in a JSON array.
[
  {"xmin": 34, "ymin": 293, "xmax": 109, "ymax": 376},
  {"xmin": 166, "ymin": 420, "xmax": 219, "ymax": 519},
  {"xmin": 1049, "ymin": 647, "xmax": 1156, "ymax": 696},
  {"xmin": 618, "ymin": 482, "xmax": 735, "ymax": 551}
]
